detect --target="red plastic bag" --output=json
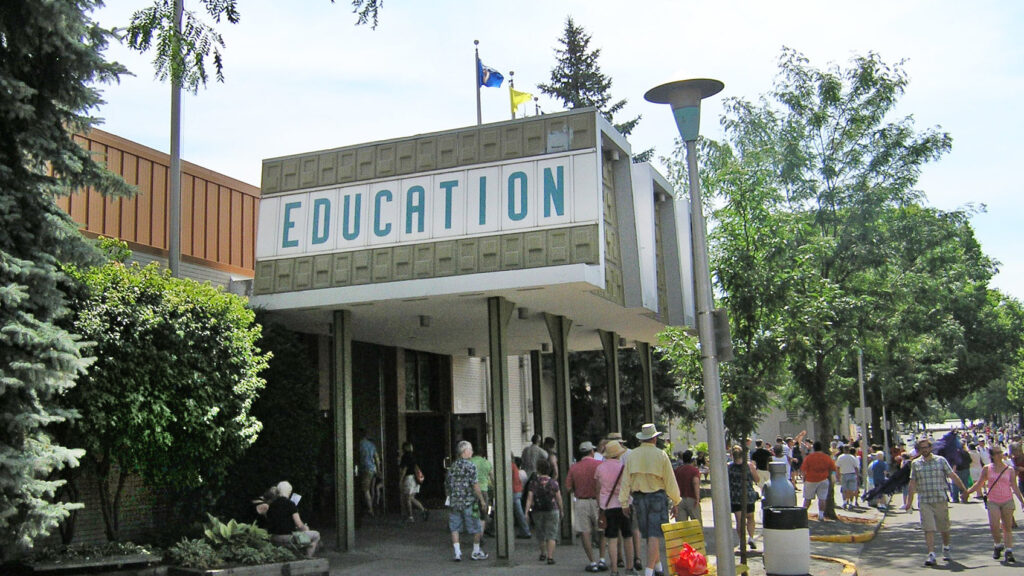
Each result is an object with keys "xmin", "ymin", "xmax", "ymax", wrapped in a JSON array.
[{"xmin": 672, "ymin": 543, "xmax": 709, "ymax": 576}]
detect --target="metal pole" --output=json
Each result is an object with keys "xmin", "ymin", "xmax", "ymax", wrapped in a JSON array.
[
  {"xmin": 857, "ymin": 349, "xmax": 869, "ymax": 493},
  {"xmin": 686, "ymin": 139, "xmax": 735, "ymax": 576},
  {"xmin": 474, "ymin": 40, "xmax": 482, "ymax": 126},
  {"xmin": 168, "ymin": 0, "xmax": 183, "ymax": 277},
  {"xmin": 881, "ymin": 387, "xmax": 891, "ymax": 464}
]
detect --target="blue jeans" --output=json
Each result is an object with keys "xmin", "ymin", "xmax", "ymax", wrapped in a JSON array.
[{"xmin": 513, "ymin": 492, "xmax": 531, "ymax": 536}]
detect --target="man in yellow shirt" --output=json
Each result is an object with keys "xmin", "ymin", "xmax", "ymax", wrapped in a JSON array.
[{"xmin": 620, "ymin": 424, "xmax": 681, "ymax": 576}]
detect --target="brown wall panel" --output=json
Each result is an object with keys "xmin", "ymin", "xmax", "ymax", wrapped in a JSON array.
[{"xmin": 59, "ymin": 128, "xmax": 259, "ymax": 275}]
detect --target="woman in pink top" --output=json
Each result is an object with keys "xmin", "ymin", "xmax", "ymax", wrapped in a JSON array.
[
  {"xmin": 965, "ymin": 444, "xmax": 1024, "ymax": 563},
  {"xmin": 595, "ymin": 440, "xmax": 634, "ymax": 576}
]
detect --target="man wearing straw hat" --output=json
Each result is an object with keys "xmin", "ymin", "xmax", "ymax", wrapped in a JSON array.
[{"xmin": 620, "ymin": 423, "xmax": 680, "ymax": 576}]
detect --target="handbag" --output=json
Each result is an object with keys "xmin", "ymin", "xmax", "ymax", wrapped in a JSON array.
[
  {"xmin": 599, "ymin": 465, "xmax": 626, "ymax": 530},
  {"xmin": 415, "ymin": 465, "xmax": 425, "ymax": 484}
]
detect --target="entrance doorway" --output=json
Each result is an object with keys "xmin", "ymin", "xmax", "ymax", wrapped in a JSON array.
[{"xmin": 405, "ymin": 413, "xmax": 449, "ymax": 505}]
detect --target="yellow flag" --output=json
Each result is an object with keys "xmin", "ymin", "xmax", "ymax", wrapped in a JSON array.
[{"xmin": 510, "ymin": 86, "xmax": 533, "ymax": 116}]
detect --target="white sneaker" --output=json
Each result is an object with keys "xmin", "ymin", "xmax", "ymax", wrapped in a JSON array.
[
  {"xmin": 471, "ymin": 550, "xmax": 489, "ymax": 560},
  {"xmin": 942, "ymin": 546, "xmax": 951, "ymax": 561},
  {"xmin": 924, "ymin": 552, "xmax": 936, "ymax": 566}
]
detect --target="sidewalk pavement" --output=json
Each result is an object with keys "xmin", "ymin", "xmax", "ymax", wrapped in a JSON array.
[
  {"xmin": 855, "ymin": 495, "xmax": 1019, "ymax": 575},
  {"xmin": 319, "ymin": 492, "xmax": 860, "ymax": 576}
]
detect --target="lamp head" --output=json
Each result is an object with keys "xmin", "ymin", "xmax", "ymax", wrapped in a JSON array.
[{"xmin": 645, "ymin": 78, "xmax": 724, "ymax": 142}]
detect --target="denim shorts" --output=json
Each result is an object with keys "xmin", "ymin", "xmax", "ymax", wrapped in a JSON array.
[
  {"xmin": 448, "ymin": 507, "xmax": 482, "ymax": 534},
  {"xmin": 632, "ymin": 490, "xmax": 669, "ymax": 539}
]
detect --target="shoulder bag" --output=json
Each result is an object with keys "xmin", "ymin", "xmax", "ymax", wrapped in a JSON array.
[
  {"xmin": 983, "ymin": 464, "xmax": 1009, "ymax": 509},
  {"xmin": 598, "ymin": 465, "xmax": 625, "ymax": 530}
]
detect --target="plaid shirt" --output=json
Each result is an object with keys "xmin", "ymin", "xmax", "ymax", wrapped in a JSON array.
[{"xmin": 910, "ymin": 455, "xmax": 953, "ymax": 504}]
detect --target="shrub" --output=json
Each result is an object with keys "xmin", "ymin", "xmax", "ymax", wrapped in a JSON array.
[{"xmin": 166, "ymin": 514, "xmax": 298, "ymax": 569}]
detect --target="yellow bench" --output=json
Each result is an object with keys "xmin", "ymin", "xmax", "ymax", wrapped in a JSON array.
[{"xmin": 662, "ymin": 519, "xmax": 748, "ymax": 576}]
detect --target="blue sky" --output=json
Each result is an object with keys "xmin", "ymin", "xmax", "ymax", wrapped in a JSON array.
[{"xmin": 91, "ymin": 0, "xmax": 1023, "ymax": 299}]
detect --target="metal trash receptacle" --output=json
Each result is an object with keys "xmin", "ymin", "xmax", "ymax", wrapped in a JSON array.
[{"xmin": 763, "ymin": 506, "xmax": 810, "ymax": 576}]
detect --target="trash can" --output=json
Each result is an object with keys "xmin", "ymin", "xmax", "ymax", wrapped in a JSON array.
[{"xmin": 763, "ymin": 506, "xmax": 810, "ymax": 576}]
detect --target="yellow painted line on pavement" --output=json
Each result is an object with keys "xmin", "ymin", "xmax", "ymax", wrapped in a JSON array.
[{"xmin": 811, "ymin": 554, "xmax": 857, "ymax": 576}]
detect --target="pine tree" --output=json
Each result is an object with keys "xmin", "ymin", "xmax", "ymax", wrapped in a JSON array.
[
  {"xmin": 0, "ymin": 0, "xmax": 130, "ymax": 557},
  {"xmin": 538, "ymin": 17, "xmax": 642, "ymax": 140}
]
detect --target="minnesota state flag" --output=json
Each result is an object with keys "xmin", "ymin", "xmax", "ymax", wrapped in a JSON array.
[
  {"xmin": 478, "ymin": 60, "xmax": 504, "ymax": 88},
  {"xmin": 510, "ymin": 86, "xmax": 533, "ymax": 115}
]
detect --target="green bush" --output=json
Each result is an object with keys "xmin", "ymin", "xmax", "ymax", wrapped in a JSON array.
[{"xmin": 166, "ymin": 514, "xmax": 298, "ymax": 569}]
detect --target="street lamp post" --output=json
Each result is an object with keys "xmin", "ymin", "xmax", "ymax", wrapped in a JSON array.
[{"xmin": 645, "ymin": 79, "xmax": 733, "ymax": 576}]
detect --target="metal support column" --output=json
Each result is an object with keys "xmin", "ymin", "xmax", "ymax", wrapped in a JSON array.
[
  {"xmin": 530, "ymin": 350, "xmax": 543, "ymax": 438},
  {"xmin": 332, "ymin": 310, "xmax": 355, "ymax": 552},
  {"xmin": 598, "ymin": 330, "xmax": 622, "ymax": 434},
  {"xmin": 544, "ymin": 313, "xmax": 573, "ymax": 543},
  {"xmin": 488, "ymin": 297, "xmax": 515, "ymax": 561},
  {"xmin": 637, "ymin": 341, "xmax": 655, "ymax": 424}
]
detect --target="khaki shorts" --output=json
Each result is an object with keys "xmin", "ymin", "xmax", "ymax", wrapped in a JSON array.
[
  {"xmin": 988, "ymin": 499, "xmax": 1016, "ymax": 514},
  {"xmin": 918, "ymin": 500, "xmax": 951, "ymax": 533},
  {"xmin": 678, "ymin": 496, "xmax": 702, "ymax": 521},
  {"xmin": 803, "ymin": 480, "xmax": 829, "ymax": 502},
  {"xmin": 574, "ymin": 498, "xmax": 599, "ymax": 533}
]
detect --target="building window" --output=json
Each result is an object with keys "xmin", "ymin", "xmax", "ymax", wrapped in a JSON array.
[{"xmin": 405, "ymin": 351, "xmax": 442, "ymax": 412}]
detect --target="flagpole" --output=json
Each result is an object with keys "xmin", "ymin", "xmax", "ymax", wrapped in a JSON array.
[
  {"xmin": 534, "ymin": 97, "xmax": 540, "ymax": 116},
  {"xmin": 474, "ymin": 40, "xmax": 482, "ymax": 126},
  {"xmin": 509, "ymin": 71, "xmax": 516, "ymax": 119}
]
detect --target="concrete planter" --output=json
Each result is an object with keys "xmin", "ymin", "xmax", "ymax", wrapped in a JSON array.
[{"xmin": 167, "ymin": 558, "xmax": 328, "ymax": 576}]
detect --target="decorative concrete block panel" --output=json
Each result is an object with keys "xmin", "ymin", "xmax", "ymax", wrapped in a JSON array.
[
  {"xmin": 300, "ymin": 156, "xmax": 318, "ymax": 188},
  {"xmin": 414, "ymin": 244, "xmax": 434, "ymax": 277},
  {"xmin": 262, "ymin": 162, "xmax": 281, "ymax": 194},
  {"xmin": 546, "ymin": 117, "xmax": 570, "ymax": 153},
  {"xmin": 435, "ymin": 240, "xmax": 456, "ymax": 276},
  {"xmin": 458, "ymin": 239, "xmax": 478, "ymax": 273},
  {"xmin": 524, "ymin": 230, "xmax": 547, "ymax": 268},
  {"xmin": 501, "ymin": 233, "xmax": 524, "ymax": 270},
  {"xmin": 254, "ymin": 261, "xmax": 275, "ymax": 294},
  {"xmin": 317, "ymin": 151, "xmax": 337, "ymax": 186},
  {"xmin": 458, "ymin": 131, "xmax": 478, "ymax": 164},
  {"xmin": 570, "ymin": 113, "xmax": 596, "ymax": 150},
  {"xmin": 274, "ymin": 259, "xmax": 294, "ymax": 292},
  {"xmin": 416, "ymin": 138, "xmax": 436, "ymax": 172},
  {"xmin": 356, "ymin": 147, "xmax": 375, "ymax": 180},
  {"xmin": 352, "ymin": 250, "xmax": 372, "ymax": 284},
  {"xmin": 524, "ymin": 122, "xmax": 545, "ymax": 156},
  {"xmin": 479, "ymin": 236, "xmax": 500, "ymax": 272},
  {"xmin": 313, "ymin": 255, "xmax": 333, "ymax": 289},
  {"xmin": 338, "ymin": 150, "xmax": 357, "ymax": 183},
  {"xmin": 376, "ymin": 143, "xmax": 396, "ymax": 178},
  {"xmin": 480, "ymin": 128, "xmax": 500, "ymax": 163},
  {"xmin": 571, "ymin": 225, "xmax": 599, "ymax": 263},
  {"xmin": 294, "ymin": 256, "xmax": 313, "ymax": 290},
  {"xmin": 281, "ymin": 158, "xmax": 300, "ymax": 191},
  {"xmin": 393, "ymin": 245, "xmax": 413, "ymax": 281},
  {"xmin": 501, "ymin": 125, "xmax": 523, "ymax": 159},
  {"xmin": 548, "ymin": 228, "xmax": 570, "ymax": 265},
  {"xmin": 438, "ymin": 134, "xmax": 458, "ymax": 168},
  {"xmin": 372, "ymin": 248, "xmax": 392, "ymax": 282},
  {"xmin": 332, "ymin": 252, "xmax": 352, "ymax": 286},
  {"xmin": 396, "ymin": 140, "xmax": 416, "ymax": 175}
]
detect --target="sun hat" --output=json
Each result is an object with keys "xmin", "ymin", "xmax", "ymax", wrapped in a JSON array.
[
  {"xmin": 606, "ymin": 432, "xmax": 623, "ymax": 441},
  {"xmin": 604, "ymin": 440, "xmax": 626, "ymax": 459},
  {"xmin": 636, "ymin": 423, "xmax": 662, "ymax": 441},
  {"xmin": 579, "ymin": 441, "xmax": 596, "ymax": 453}
]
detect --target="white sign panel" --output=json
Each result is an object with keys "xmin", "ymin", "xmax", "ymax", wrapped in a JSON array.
[{"xmin": 257, "ymin": 151, "xmax": 599, "ymax": 259}]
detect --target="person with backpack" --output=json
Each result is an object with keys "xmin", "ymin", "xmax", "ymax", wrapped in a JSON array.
[{"xmin": 525, "ymin": 458, "xmax": 563, "ymax": 565}]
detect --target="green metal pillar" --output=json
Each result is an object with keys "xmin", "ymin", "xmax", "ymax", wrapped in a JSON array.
[
  {"xmin": 544, "ymin": 313, "xmax": 573, "ymax": 543},
  {"xmin": 637, "ymin": 341, "xmax": 655, "ymax": 424},
  {"xmin": 332, "ymin": 310, "xmax": 355, "ymax": 552},
  {"xmin": 488, "ymin": 297, "xmax": 515, "ymax": 561},
  {"xmin": 530, "ymin": 350, "xmax": 543, "ymax": 438},
  {"xmin": 598, "ymin": 330, "xmax": 622, "ymax": 435}
]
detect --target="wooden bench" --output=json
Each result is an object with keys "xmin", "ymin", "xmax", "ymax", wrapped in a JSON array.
[{"xmin": 662, "ymin": 519, "xmax": 748, "ymax": 576}]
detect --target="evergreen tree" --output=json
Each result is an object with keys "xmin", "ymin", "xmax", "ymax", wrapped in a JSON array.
[
  {"xmin": 0, "ymin": 0, "xmax": 130, "ymax": 557},
  {"xmin": 539, "ymin": 16, "xmax": 646, "ymax": 157}
]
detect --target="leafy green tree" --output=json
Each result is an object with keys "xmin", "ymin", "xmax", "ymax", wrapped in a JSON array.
[
  {"xmin": 63, "ymin": 256, "xmax": 270, "ymax": 541},
  {"xmin": 217, "ymin": 317, "xmax": 324, "ymax": 524},
  {"xmin": 0, "ymin": 0, "xmax": 131, "ymax": 557},
  {"xmin": 538, "ymin": 16, "xmax": 648, "ymax": 160}
]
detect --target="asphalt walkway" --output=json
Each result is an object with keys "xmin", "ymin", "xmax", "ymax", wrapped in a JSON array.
[{"xmin": 855, "ymin": 496, "xmax": 1019, "ymax": 574}]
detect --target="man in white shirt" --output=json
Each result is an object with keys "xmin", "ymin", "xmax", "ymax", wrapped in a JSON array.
[{"xmin": 836, "ymin": 446, "xmax": 860, "ymax": 509}]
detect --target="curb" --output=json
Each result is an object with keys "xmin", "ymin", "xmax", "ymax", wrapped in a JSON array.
[
  {"xmin": 810, "ymin": 499, "xmax": 890, "ymax": 544},
  {"xmin": 811, "ymin": 554, "xmax": 857, "ymax": 576}
]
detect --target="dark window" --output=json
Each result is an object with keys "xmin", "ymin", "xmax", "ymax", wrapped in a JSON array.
[{"xmin": 405, "ymin": 351, "xmax": 443, "ymax": 411}]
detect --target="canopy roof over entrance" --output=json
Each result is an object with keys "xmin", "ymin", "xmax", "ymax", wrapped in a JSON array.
[{"xmin": 251, "ymin": 109, "xmax": 695, "ymax": 354}]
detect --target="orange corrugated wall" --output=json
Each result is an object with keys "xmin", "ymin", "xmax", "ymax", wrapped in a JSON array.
[{"xmin": 55, "ymin": 128, "xmax": 260, "ymax": 276}]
